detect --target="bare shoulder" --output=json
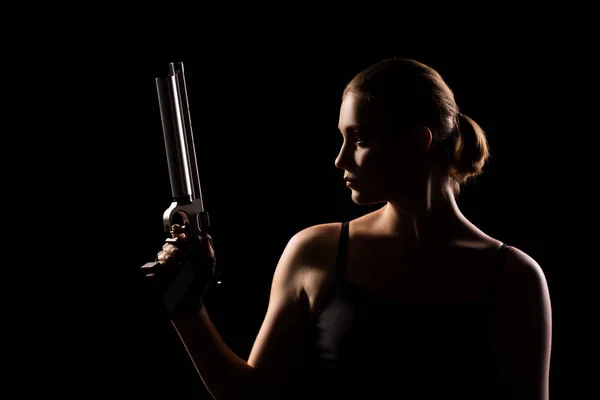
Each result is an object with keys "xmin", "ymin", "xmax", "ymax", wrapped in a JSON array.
[
  {"xmin": 494, "ymin": 244, "xmax": 552, "ymax": 338},
  {"xmin": 274, "ymin": 222, "xmax": 342, "ymax": 281},
  {"xmin": 502, "ymin": 246, "xmax": 550, "ymax": 299},
  {"xmin": 286, "ymin": 222, "xmax": 342, "ymax": 256},
  {"xmin": 276, "ymin": 222, "xmax": 343, "ymax": 312}
]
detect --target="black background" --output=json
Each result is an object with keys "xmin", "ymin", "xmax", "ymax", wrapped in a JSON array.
[{"xmin": 33, "ymin": 16, "xmax": 595, "ymax": 399}]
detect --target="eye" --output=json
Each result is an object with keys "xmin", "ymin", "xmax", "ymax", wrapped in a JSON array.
[{"xmin": 354, "ymin": 133, "xmax": 366, "ymax": 146}]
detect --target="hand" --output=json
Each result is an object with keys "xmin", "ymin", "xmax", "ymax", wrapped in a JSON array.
[
  {"xmin": 156, "ymin": 223, "xmax": 215, "ymax": 270},
  {"xmin": 150, "ymin": 223, "xmax": 217, "ymax": 316},
  {"xmin": 156, "ymin": 224, "xmax": 192, "ymax": 269}
]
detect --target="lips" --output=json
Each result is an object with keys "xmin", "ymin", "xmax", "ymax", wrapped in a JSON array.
[{"xmin": 344, "ymin": 177, "xmax": 357, "ymax": 187}]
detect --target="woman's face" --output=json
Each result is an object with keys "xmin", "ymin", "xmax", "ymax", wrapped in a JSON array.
[{"xmin": 335, "ymin": 93, "xmax": 428, "ymax": 206}]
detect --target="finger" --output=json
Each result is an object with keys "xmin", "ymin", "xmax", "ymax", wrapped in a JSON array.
[
  {"xmin": 163, "ymin": 242, "xmax": 181, "ymax": 254},
  {"xmin": 162, "ymin": 243, "xmax": 187, "ymax": 261},
  {"xmin": 171, "ymin": 224, "xmax": 187, "ymax": 239},
  {"xmin": 162, "ymin": 242, "xmax": 173, "ymax": 251},
  {"xmin": 156, "ymin": 251, "xmax": 169, "ymax": 265},
  {"xmin": 157, "ymin": 250, "xmax": 177, "ymax": 263},
  {"xmin": 156, "ymin": 251, "xmax": 181, "ymax": 267}
]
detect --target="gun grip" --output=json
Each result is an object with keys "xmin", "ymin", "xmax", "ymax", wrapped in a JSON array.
[{"xmin": 140, "ymin": 237, "xmax": 217, "ymax": 317}]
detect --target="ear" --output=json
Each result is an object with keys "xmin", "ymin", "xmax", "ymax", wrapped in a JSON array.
[{"xmin": 418, "ymin": 126, "xmax": 432, "ymax": 152}]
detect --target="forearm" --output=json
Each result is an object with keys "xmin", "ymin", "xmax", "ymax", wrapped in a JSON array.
[{"xmin": 172, "ymin": 307, "xmax": 254, "ymax": 400}]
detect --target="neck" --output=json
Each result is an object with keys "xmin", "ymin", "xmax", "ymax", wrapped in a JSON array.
[{"xmin": 378, "ymin": 172, "xmax": 467, "ymax": 243}]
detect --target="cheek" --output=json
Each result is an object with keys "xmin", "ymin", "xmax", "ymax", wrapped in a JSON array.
[
  {"xmin": 359, "ymin": 147, "xmax": 419, "ymax": 188},
  {"xmin": 357, "ymin": 149, "xmax": 394, "ymax": 182},
  {"xmin": 356, "ymin": 149, "xmax": 381, "ymax": 172},
  {"xmin": 358, "ymin": 146, "xmax": 397, "ymax": 171}
]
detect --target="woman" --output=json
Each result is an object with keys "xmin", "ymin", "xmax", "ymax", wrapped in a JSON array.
[{"xmin": 156, "ymin": 57, "xmax": 552, "ymax": 399}]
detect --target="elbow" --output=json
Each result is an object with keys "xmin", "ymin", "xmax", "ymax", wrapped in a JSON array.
[
  {"xmin": 240, "ymin": 366, "xmax": 257, "ymax": 400},
  {"xmin": 244, "ymin": 366, "xmax": 293, "ymax": 400},
  {"xmin": 205, "ymin": 364, "xmax": 256, "ymax": 400}
]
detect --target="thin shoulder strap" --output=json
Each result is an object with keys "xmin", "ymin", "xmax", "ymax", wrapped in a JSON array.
[
  {"xmin": 335, "ymin": 221, "xmax": 350, "ymax": 282},
  {"xmin": 484, "ymin": 243, "xmax": 509, "ymax": 304}
]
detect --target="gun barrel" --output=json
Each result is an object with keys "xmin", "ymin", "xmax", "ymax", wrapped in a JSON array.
[
  {"xmin": 155, "ymin": 62, "xmax": 204, "ymax": 211},
  {"xmin": 170, "ymin": 62, "xmax": 203, "ymax": 204}
]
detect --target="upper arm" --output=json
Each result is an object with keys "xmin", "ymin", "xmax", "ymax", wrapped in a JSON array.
[
  {"xmin": 492, "ymin": 246, "xmax": 552, "ymax": 399},
  {"xmin": 246, "ymin": 225, "xmax": 331, "ymax": 398}
]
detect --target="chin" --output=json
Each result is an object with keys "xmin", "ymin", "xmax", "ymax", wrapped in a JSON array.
[{"xmin": 350, "ymin": 190, "xmax": 385, "ymax": 206}]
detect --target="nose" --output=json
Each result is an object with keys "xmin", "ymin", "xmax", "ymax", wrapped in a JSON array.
[{"xmin": 334, "ymin": 141, "xmax": 352, "ymax": 170}]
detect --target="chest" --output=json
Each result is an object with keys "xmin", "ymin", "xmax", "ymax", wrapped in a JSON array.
[{"xmin": 309, "ymin": 283, "xmax": 493, "ymax": 384}]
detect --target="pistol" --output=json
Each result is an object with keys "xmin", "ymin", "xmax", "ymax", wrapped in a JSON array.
[{"xmin": 141, "ymin": 61, "xmax": 221, "ymax": 315}]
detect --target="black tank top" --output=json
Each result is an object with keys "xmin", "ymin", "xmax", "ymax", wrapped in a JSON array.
[{"xmin": 296, "ymin": 221, "xmax": 509, "ymax": 399}]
